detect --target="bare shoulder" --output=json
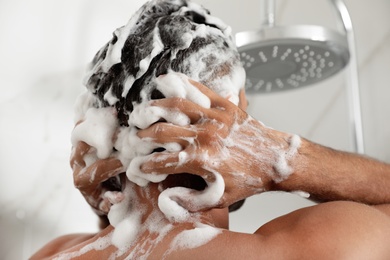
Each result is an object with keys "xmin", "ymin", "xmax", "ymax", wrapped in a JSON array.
[
  {"xmin": 374, "ymin": 204, "xmax": 390, "ymax": 216},
  {"xmin": 30, "ymin": 202, "xmax": 390, "ymax": 259},
  {"xmin": 255, "ymin": 201, "xmax": 390, "ymax": 259},
  {"xmin": 160, "ymin": 201, "xmax": 390, "ymax": 259},
  {"xmin": 30, "ymin": 233, "xmax": 96, "ymax": 260}
]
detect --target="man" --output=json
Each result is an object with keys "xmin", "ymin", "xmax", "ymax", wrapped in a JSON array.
[{"xmin": 31, "ymin": 0, "xmax": 390, "ymax": 259}]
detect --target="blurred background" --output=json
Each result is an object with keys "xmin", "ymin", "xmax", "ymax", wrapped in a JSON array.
[{"xmin": 0, "ymin": 0, "xmax": 389, "ymax": 259}]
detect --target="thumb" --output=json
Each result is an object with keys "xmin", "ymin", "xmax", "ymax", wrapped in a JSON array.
[{"xmin": 158, "ymin": 172, "xmax": 225, "ymax": 219}]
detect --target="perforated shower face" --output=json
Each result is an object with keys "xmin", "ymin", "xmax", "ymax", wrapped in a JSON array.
[{"xmin": 239, "ymin": 40, "xmax": 349, "ymax": 93}]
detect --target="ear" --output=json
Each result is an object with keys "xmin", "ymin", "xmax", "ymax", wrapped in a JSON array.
[{"xmin": 238, "ymin": 88, "xmax": 248, "ymax": 110}]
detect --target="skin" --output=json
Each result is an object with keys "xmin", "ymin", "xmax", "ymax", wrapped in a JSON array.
[
  {"xmin": 31, "ymin": 199, "xmax": 390, "ymax": 259},
  {"xmin": 138, "ymin": 80, "xmax": 390, "ymax": 208},
  {"xmin": 31, "ymin": 79, "xmax": 390, "ymax": 259},
  {"xmin": 70, "ymin": 140, "xmax": 125, "ymax": 216}
]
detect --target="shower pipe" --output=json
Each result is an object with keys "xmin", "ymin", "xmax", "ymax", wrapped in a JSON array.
[
  {"xmin": 259, "ymin": 0, "xmax": 364, "ymax": 154},
  {"xmin": 330, "ymin": 0, "xmax": 364, "ymax": 154}
]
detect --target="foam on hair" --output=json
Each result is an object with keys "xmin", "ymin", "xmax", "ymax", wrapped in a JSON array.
[
  {"xmin": 83, "ymin": 0, "xmax": 245, "ymax": 126},
  {"xmin": 68, "ymin": 2, "xmax": 248, "ymax": 256},
  {"xmin": 71, "ymin": 0, "xmax": 247, "ymax": 232}
]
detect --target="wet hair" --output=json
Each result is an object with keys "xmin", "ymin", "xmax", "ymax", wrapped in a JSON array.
[
  {"xmin": 85, "ymin": 0, "xmax": 245, "ymax": 212},
  {"xmin": 84, "ymin": 0, "xmax": 242, "ymax": 126}
]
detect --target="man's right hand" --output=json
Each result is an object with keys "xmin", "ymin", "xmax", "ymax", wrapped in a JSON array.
[{"xmin": 136, "ymin": 79, "xmax": 301, "ymax": 211}]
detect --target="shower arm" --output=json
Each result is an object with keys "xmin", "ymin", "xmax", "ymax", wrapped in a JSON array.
[{"xmin": 260, "ymin": 0, "xmax": 364, "ymax": 154}]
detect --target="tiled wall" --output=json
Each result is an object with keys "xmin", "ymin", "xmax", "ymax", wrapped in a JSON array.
[{"xmin": 1, "ymin": 0, "xmax": 389, "ymax": 259}]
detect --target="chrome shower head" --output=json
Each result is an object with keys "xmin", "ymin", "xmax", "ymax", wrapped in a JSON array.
[{"xmin": 236, "ymin": 25, "xmax": 350, "ymax": 93}]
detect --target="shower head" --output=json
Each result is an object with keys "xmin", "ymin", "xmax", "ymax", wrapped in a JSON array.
[{"xmin": 235, "ymin": 25, "xmax": 350, "ymax": 93}]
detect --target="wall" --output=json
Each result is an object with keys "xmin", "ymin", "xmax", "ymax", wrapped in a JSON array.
[{"xmin": 0, "ymin": 0, "xmax": 389, "ymax": 259}]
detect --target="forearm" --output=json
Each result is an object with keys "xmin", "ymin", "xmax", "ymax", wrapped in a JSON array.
[{"xmin": 272, "ymin": 137, "xmax": 390, "ymax": 205}]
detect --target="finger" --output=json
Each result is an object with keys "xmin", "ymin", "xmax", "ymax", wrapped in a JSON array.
[
  {"xmin": 98, "ymin": 191, "xmax": 125, "ymax": 214},
  {"xmin": 188, "ymin": 79, "xmax": 235, "ymax": 109},
  {"xmin": 74, "ymin": 158, "xmax": 124, "ymax": 192},
  {"xmin": 70, "ymin": 141, "xmax": 91, "ymax": 170},
  {"xmin": 138, "ymin": 151, "xmax": 189, "ymax": 175},
  {"xmin": 103, "ymin": 191, "xmax": 125, "ymax": 205},
  {"xmin": 131, "ymin": 151, "xmax": 207, "ymax": 183},
  {"xmin": 155, "ymin": 73, "xmax": 211, "ymax": 109},
  {"xmin": 137, "ymin": 150, "xmax": 217, "ymax": 184},
  {"xmin": 151, "ymin": 97, "xmax": 225, "ymax": 124},
  {"xmin": 131, "ymin": 100, "xmax": 191, "ymax": 129},
  {"xmin": 127, "ymin": 155, "xmax": 173, "ymax": 186},
  {"xmin": 159, "ymin": 172, "xmax": 225, "ymax": 214},
  {"xmin": 151, "ymin": 97, "xmax": 207, "ymax": 123},
  {"xmin": 137, "ymin": 122, "xmax": 197, "ymax": 147},
  {"xmin": 99, "ymin": 198, "xmax": 111, "ymax": 214}
]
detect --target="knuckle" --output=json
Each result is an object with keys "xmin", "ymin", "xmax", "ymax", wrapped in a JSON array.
[
  {"xmin": 169, "ymin": 97, "xmax": 185, "ymax": 108},
  {"xmin": 191, "ymin": 156, "xmax": 205, "ymax": 169},
  {"xmin": 198, "ymin": 128, "xmax": 215, "ymax": 143},
  {"xmin": 152, "ymin": 123, "xmax": 167, "ymax": 139},
  {"xmin": 153, "ymin": 123, "xmax": 164, "ymax": 135}
]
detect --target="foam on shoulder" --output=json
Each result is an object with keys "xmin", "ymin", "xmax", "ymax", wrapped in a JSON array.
[{"xmin": 168, "ymin": 223, "xmax": 222, "ymax": 250}]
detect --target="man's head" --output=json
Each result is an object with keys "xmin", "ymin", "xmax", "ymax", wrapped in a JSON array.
[
  {"xmin": 72, "ymin": 0, "xmax": 247, "ymax": 216},
  {"xmin": 83, "ymin": 0, "xmax": 245, "ymax": 126}
]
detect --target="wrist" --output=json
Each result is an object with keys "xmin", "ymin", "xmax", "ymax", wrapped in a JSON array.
[
  {"xmin": 269, "ymin": 135, "xmax": 309, "ymax": 192},
  {"xmin": 273, "ymin": 134, "xmax": 302, "ymax": 181}
]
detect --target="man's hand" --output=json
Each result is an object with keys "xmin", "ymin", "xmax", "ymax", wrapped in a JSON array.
[
  {"xmin": 71, "ymin": 141, "xmax": 125, "ymax": 215},
  {"xmin": 137, "ymin": 79, "xmax": 299, "ymax": 210}
]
